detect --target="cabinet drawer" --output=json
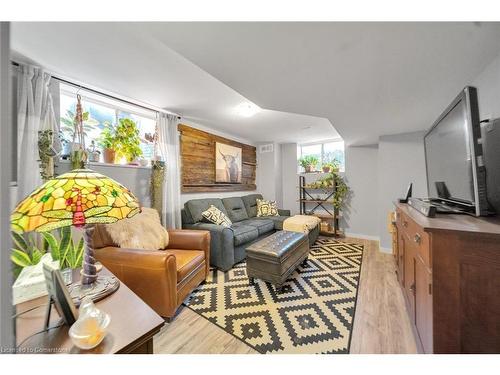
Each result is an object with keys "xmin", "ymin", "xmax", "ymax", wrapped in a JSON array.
[{"xmin": 398, "ymin": 210, "xmax": 431, "ymax": 268}]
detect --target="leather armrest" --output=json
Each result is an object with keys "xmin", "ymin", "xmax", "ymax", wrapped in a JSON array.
[
  {"xmin": 181, "ymin": 223, "xmax": 234, "ymax": 271},
  {"xmin": 167, "ymin": 229, "xmax": 210, "ymax": 276},
  {"xmin": 94, "ymin": 246, "xmax": 177, "ymax": 317},
  {"xmin": 167, "ymin": 229, "xmax": 210, "ymax": 251}
]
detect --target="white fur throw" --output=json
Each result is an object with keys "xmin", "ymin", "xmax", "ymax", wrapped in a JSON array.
[{"xmin": 105, "ymin": 207, "xmax": 169, "ymax": 250}]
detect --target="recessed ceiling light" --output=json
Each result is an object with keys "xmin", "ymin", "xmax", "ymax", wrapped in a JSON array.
[{"xmin": 235, "ymin": 102, "xmax": 261, "ymax": 117}]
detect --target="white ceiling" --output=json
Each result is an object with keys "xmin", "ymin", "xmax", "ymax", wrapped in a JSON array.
[
  {"xmin": 145, "ymin": 22, "xmax": 500, "ymax": 145},
  {"xmin": 11, "ymin": 22, "xmax": 339, "ymax": 145},
  {"xmin": 11, "ymin": 22, "xmax": 500, "ymax": 146}
]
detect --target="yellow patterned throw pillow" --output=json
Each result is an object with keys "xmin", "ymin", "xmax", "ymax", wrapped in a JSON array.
[
  {"xmin": 202, "ymin": 205, "xmax": 232, "ymax": 227},
  {"xmin": 256, "ymin": 199, "xmax": 279, "ymax": 217}
]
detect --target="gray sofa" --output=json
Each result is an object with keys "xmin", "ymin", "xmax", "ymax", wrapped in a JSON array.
[{"xmin": 181, "ymin": 193, "xmax": 319, "ymax": 271}]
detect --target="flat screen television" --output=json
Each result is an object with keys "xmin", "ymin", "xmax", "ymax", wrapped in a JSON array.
[{"xmin": 424, "ymin": 86, "xmax": 490, "ymax": 216}]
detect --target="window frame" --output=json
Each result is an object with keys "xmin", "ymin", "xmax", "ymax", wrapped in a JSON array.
[
  {"xmin": 298, "ymin": 139, "xmax": 345, "ymax": 172},
  {"xmin": 59, "ymin": 86, "xmax": 158, "ymax": 164}
]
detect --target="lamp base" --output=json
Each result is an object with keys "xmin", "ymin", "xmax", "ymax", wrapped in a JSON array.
[{"xmin": 68, "ymin": 275, "xmax": 120, "ymax": 307}]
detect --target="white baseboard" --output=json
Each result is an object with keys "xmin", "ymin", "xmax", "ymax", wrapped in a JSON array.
[
  {"xmin": 378, "ymin": 246, "xmax": 393, "ymax": 254},
  {"xmin": 344, "ymin": 232, "xmax": 393, "ymax": 254},
  {"xmin": 344, "ymin": 232, "xmax": 380, "ymax": 241}
]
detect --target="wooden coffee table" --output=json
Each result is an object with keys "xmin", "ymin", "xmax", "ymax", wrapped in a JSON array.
[{"xmin": 15, "ymin": 267, "xmax": 164, "ymax": 354}]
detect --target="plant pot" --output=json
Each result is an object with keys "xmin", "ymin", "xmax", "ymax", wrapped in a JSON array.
[
  {"xmin": 322, "ymin": 166, "xmax": 331, "ymax": 173},
  {"xmin": 103, "ymin": 148, "xmax": 116, "ymax": 164},
  {"xmin": 305, "ymin": 165, "xmax": 313, "ymax": 173}
]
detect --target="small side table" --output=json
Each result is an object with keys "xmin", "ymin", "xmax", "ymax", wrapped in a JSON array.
[{"xmin": 15, "ymin": 267, "xmax": 164, "ymax": 354}]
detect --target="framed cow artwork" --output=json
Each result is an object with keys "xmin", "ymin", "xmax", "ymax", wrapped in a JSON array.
[{"xmin": 215, "ymin": 142, "xmax": 242, "ymax": 183}]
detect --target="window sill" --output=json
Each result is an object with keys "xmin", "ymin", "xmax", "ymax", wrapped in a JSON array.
[{"xmin": 57, "ymin": 159, "xmax": 152, "ymax": 170}]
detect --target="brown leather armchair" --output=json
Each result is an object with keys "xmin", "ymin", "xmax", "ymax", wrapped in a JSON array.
[{"xmin": 92, "ymin": 227, "xmax": 210, "ymax": 320}]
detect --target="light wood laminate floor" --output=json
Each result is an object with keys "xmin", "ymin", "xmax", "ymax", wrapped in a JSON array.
[{"xmin": 154, "ymin": 237, "xmax": 417, "ymax": 354}]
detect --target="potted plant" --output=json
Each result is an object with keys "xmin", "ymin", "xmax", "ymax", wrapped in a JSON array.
[
  {"xmin": 60, "ymin": 109, "xmax": 98, "ymax": 155},
  {"xmin": 114, "ymin": 118, "xmax": 143, "ymax": 164},
  {"xmin": 98, "ymin": 124, "xmax": 117, "ymax": 164},
  {"xmin": 299, "ymin": 155, "xmax": 319, "ymax": 173},
  {"xmin": 322, "ymin": 162, "xmax": 333, "ymax": 173},
  {"xmin": 11, "ymin": 227, "xmax": 84, "ymax": 281},
  {"xmin": 322, "ymin": 159, "xmax": 340, "ymax": 173}
]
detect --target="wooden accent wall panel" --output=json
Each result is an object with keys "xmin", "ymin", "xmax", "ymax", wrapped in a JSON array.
[{"xmin": 178, "ymin": 124, "xmax": 257, "ymax": 193}]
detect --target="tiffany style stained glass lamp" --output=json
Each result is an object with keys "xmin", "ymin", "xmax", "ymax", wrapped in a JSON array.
[{"xmin": 11, "ymin": 169, "xmax": 141, "ymax": 300}]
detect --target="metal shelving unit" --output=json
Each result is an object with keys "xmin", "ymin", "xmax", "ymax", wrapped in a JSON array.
[{"xmin": 299, "ymin": 175, "xmax": 343, "ymax": 237}]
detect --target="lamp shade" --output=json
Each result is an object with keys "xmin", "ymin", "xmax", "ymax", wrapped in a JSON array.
[{"xmin": 11, "ymin": 169, "xmax": 141, "ymax": 233}]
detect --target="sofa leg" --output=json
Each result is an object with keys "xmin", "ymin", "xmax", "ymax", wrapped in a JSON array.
[{"xmin": 165, "ymin": 316, "xmax": 173, "ymax": 324}]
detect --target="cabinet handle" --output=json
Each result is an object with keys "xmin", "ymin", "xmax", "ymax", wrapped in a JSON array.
[
  {"xmin": 410, "ymin": 283, "xmax": 416, "ymax": 295},
  {"xmin": 414, "ymin": 233, "xmax": 421, "ymax": 244}
]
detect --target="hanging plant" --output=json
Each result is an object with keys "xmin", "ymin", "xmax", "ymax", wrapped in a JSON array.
[
  {"xmin": 332, "ymin": 172, "xmax": 350, "ymax": 210},
  {"xmin": 38, "ymin": 129, "xmax": 57, "ymax": 181},
  {"xmin": 70, "ymin": 94, "xmax": 88, "ymax": 169},
  {"xmin": 151, "ymin": 160, "xmax": 165, "ymax": 219}
]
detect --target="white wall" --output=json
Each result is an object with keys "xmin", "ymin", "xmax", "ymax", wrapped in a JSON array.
[
  {"xmin": 281, "ymin": 143, "xmax": 299, "ymax": 214},
  {"xmin": 343, "ymin": 145, "xmax": 379, "ymax": 240},
  {"xmin": 472, "ymin": 52, "xmax": 500, "ymax": 121},
  {"xmin": 256, "ymin": 142, "xmax": 277, "ymax": 202},
  {"xmin": 377, "ymin": 131, "xmax": 427, "ymax": 250}
]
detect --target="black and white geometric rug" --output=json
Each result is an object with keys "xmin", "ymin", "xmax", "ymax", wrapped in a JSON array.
[{"xmin": 184, "ymin": 239, "xmax": 364, "ymax": 354}]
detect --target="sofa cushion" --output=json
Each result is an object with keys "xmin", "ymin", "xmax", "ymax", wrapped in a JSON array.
[
  {"xmin": 222, "ymin": 197, "xmax": 249, "ymax": 222},
  {"xmin": 256, "ymin": 216, "xmax": 289, "ymax": 230},
  {"xmin": 167, "ymin": 249, "xmax": 205, "ymax": 281},
  {"xmin": 239, "ymin": 218, "xmax": 275, "ymax": 235},
  {"xmin": 202, "ymin": 205, "xmax": 232, "ymax": 227},
  {"xmin": 241, "ymin": 194, "xmax": 264, "ymax": 218},
  {"xmin": 185, "ymin": 198, "xmax": 227, "ymax": 223},
  {"xmin": 231, "ymin": 222, "xmax": 259, "ymax": 246}
]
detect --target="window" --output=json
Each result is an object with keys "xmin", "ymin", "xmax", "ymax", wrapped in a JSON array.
[
  {"xmin": 59, "ymin": 84, "xmax": 157, "ymax": 164},
  {"xmin": 298, "ymin": 140, "xmax": 345, "ymax": 172}
]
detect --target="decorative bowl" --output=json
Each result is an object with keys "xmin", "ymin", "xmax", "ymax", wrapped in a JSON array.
[{"xmin": 69, "ymin": 297, "xmax": 111, "ymax": 350}]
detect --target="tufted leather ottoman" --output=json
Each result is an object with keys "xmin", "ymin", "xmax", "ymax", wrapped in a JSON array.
[{"xmin": 246, "ymin": 230, "xmax": 309, "ymax": 292}]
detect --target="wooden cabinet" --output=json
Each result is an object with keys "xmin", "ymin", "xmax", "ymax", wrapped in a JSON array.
[
  {"xmin": 414, "ymin": 255, "xmax": 433, "ymax": 353},
  {"xmin": 394, "ymin": 202, "xmax": 500, "ymax": 353}
]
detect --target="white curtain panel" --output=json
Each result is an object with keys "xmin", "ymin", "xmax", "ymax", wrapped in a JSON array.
[
  {"xmin": 157, "ymin": 113, "xmax": 182, "ymax": 229},
  {"xmin": 16, "ymin": 64, "xmax": 59, "ymax": 201}
]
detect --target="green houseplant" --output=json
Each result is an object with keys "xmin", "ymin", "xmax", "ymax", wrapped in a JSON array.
[
  {"xmin": 11, "ymin": 227, "xmax": 85, "ymax": 279},
  {"xmin": 322, "ymin": 159, "xmax": 340, "ymax": 173},
  {"xmin": 114, "ymin": 118, "xmax": 143, "ymax": 163},
  {"xmin": 299, "ymin": 155, "xmax": 319, "ymax": 173},
  {"xmin": 331, "ymin": 172, "xmax": 349, "ymax": 210},
  {"xmin": 98, "ymin": 123, "xmax": 118, "ymax": 163}
]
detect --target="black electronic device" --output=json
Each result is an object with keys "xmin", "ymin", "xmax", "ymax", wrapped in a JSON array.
[
  {"xmin": 424, "ymin": 86, "xmax": 490, "ymax": 216},
  {"xmin": 43, "ymin": 264, "xmax": 78, "ymax": 329},
  {"xmin": 398, "ymin": 183, "xmax": 413, "ymax": 203},
  {"xmin": 481, "ymin": 118, "xmax": 500, "ymax": 214},
  {"xmin": 407, "ymin": 197, "xmax": 437, "ymax": 218}
]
